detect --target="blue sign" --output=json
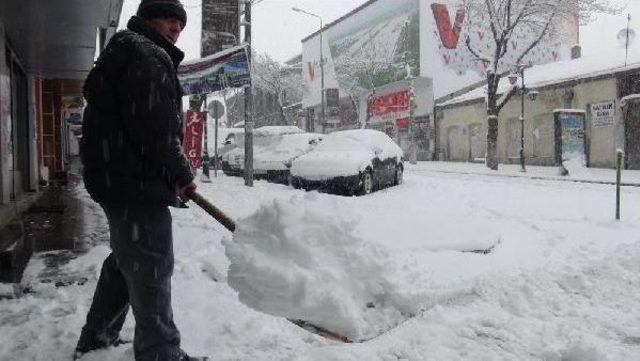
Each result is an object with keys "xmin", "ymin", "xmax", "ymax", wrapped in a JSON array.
[
  {"xmin": 560, "ymin": 112, "xmax": 585, "ymax": 161},
  {"xmin": 178, "ymin": 44, "xmax": 251, "ymax": 95}
]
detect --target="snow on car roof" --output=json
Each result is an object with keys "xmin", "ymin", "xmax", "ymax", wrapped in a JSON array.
[
  {"xmin": 254, "ymin": 126, "xmax": 303, "ymax": 136},
  {"xmin": 266, "ymin": 133, "xmax": 322, "ymax": 153},
  {"xmin": 331, "ymin": 129, "xmax": 404, "ymax": 159}
]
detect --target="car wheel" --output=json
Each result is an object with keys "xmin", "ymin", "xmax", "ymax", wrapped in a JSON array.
[
  {"xmin": 359, "ymin": 170, "xmax": 374, "ymax": 195},
  {"xmin": 394, "ymin": 165, "xmax": 403, "ymax": 185}
]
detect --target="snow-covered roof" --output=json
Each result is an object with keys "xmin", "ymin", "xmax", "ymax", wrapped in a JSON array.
[
  {"xmin": 553, "ymin": 109, "xmax": 587, "ymax": 114},
  {"xmin": 439, "ymin": 53, "xmax": 640, "ymax": 108}
]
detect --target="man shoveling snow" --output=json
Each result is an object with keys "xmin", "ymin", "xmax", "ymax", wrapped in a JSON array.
[{"xmin": 77, "ymin": 1, "xmax": 206, "ymax": 360}]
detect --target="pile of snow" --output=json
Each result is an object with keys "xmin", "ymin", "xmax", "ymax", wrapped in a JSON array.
[{"xmin": 224, "ymin": 196, "xmax": 416, "ymax": 341}]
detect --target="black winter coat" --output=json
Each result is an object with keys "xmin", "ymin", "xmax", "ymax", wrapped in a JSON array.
[{"xmin": 81, "ymin": 16, "xmax": 193, "ymax": 206}]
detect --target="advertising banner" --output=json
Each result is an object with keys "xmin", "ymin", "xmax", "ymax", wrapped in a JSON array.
[
  {"xmin": 201, "ymin": 0, "xmax": 239, "ymax": 56},
  {"xmin": 559, "ymin": 112, "xmax": 586, "ymax": 163},
  {"xmin": 420, "ymin": 1, "xmax": 578, "ymax": 97},
  {"xmin": 371, "ymin": 90, "xmax": 410, "ymax": 117},
  {"xmin": 302, "ymin": 0, "xmax": 420, "ymax": 107},
  {"xmin": 178, "ymin": 44, "xmax": 250, "ymax": 95},
  {"xmin": 184, "ymin": 110, "xmax": 205, "ymax": 169}
]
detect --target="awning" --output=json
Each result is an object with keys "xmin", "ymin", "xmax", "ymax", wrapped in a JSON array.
[{"xmin": 0, "ymin": 0, "xmax": 123, "ymax": 79}]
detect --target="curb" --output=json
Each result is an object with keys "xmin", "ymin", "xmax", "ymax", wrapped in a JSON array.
[{"xmin": 410, "ymin": 168, "xmax": 640, "ymax": 188}]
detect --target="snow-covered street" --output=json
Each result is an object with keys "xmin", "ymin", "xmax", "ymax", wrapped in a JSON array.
[{"xmin": 2, "ymin": 165, "xmax": 640, "ymax": 361}]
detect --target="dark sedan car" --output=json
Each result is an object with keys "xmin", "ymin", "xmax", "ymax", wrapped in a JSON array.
[{"xmin": 289, "ymin": 129, "xmax": 404, "ymax": 196}]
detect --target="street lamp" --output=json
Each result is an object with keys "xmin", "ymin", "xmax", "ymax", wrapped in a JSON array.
[
  {"xmin": 509, "ymin": 64, "xmax": 535, "ymax": 172},
  {"xmin": 292, "ymin": 7, "xmax": 324, "ymax": 133}
]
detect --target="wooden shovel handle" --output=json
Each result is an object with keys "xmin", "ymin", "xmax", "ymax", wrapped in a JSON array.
[{"xmin": 188, "ymin": 191, "xmax": 236, "ymax": 232}]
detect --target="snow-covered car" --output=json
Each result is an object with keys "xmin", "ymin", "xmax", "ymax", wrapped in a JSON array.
[
  {"xmin": 213, "ymin": 128, "xmax": 244, "ymax": 163},
  {"xmin": 221, "ymin": 126, "xmax": 303, "ymax": 177},
  {"xmin": 253, "ymin": 133, "xmax": 323, "ymax": 184},
  {"xmin": 289, "ymin": 129, "xmax": 404, "ymax": 195}
]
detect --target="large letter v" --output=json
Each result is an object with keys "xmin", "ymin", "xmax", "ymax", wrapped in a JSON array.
[{"xmin": 431, "ymin": 3, "xmax": 466, "ymax": 50}]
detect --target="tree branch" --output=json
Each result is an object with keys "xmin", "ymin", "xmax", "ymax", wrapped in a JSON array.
[
  {"xmin": 515, "ymin": 8, "xmax": 557, "ymax": 65},
  {"xmin": 496, "ymin": 82, "xmax": 518, "ymax": 112},
  {"xmin": 466, "ymin": 36, "xmax": 491, "ymax": 63},
  {"xmin": 485, "ymin": 0, "xmax": 500, "ymax": 43}
]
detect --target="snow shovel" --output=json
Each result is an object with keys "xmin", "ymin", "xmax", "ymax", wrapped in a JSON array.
[
  {"xmin": 186, "ymin": 191, "xmax": 353, "ymax": 342},
  {"xmin": 187, "ymin": 191, "xmax": 236, "ymax": 232}
]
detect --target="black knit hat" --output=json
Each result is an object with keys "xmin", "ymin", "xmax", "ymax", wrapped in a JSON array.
[{"xmin": 137, "ymin": 0, "xmax": 187, "ymax": 29}]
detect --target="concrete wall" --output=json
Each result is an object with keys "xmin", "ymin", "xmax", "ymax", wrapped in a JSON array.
[
  {"xmin": 438, "ymin": 75, "xmax": 620, "ymax": 168},
  {"xmin": 437, "ymin": 101, "xmax": 486, "ymax": 162},
  {"xmin": 575, "ymin": 79, "xmax": 620, "ymax": 168}
]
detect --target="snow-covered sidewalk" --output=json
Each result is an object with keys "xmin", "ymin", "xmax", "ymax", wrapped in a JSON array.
[
  {"xmin": 407, "ymin": 161, "xmax": 640, "ymax": 186},
  {"xmin": 1, "ymin": 169, "xmax": 640, "ymax": 360}
]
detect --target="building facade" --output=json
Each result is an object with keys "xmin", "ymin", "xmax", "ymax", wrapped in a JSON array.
[
  {"xmin": 298, "ymin": 0, "xmax": 577, "ymax": 158},
  {"xmin": 436, "ymin": 58, "xmax": 640, "ymax": 169}
]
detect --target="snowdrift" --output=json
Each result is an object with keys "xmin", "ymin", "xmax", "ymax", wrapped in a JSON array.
[{"xmin": 224, "ymin": 197, "xmax": 417, "ymax": 341}]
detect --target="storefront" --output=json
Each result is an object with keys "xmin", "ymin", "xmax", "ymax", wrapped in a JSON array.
[
  {"xmin": 361, "ymin": 77, "xmax": 433, "ymax": 159},
  {"xmin": 0, "ymin": 0, "xmax": 123, "ymax": 205}
]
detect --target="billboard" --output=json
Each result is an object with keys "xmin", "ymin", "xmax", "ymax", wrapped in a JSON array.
[
  {"xmin": 302, "ymin": 0, "xmax": 420, "ymax": 107},
  {"xmin": 201, "ymin": 0, "xmax": 239, "ymax": 57},
  {"xmin": 300, "ymin": 0, "xmax": 579, "ymax": 108},
  {"xmin": 420, "ymin": 0, "xmax": 579, "ymax": 98},
  {"xmin": 178, "ymin": 44, "xmax": 251, "ymax": 96}
]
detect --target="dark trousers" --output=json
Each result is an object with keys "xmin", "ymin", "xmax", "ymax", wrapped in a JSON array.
[{"xmin": 78, "ymin": 203, "xmax": 181, "ymax": 361}]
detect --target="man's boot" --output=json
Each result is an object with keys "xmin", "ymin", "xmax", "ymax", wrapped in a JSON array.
[{"xmin": 179, "ymin": 349, "xmax": 209, "ymax": 361}]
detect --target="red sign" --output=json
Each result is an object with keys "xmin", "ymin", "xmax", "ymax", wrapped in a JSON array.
[
  {"xmin": 184, "ymin": 110, "xmax": 205, "ymax": 169},
  {"xmin": 395, "ymin": 117, "xmax": 410, "ymax": 127},
  {"xmin": 370, "ymin": 90, "xmax": 410, "ymax": 117}
]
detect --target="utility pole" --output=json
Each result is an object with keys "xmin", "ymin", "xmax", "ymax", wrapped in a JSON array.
[
  {"xmin": 404, "ymin": 20, "xmax": 417, "ymax": 164},
  {"xmin": 243, "ymin": 0, "xmax": 253, "ymax": 186},
  {"xmin": 519, "ymin": 66, "xmax": 526, "ymax": 172},
  {"xmin": 291, "ymin": 7, "xmax": 324, "ymax": 133},
  {"xmin": 319, "ymin": 19, "xmax": 325, "ymax": 134}
]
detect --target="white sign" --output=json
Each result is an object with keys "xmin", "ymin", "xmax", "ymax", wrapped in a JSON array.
[{"xmin": 590, "ymin": 101, "xmax": 615, "ymax": 127}]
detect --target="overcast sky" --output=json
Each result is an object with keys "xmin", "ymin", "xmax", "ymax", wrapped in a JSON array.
[
  {"xmin": 120, "ymin": 0, "xmax": 368, "ymax": 62},
  {"xmin": 119, "ymin": 0, "xmax": 637, "ymax": 63}
]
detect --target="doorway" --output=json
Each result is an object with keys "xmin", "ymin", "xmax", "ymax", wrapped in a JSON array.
[{"xmin": 6, "ymin": 46, "xmax": 31, "ymax": 200}]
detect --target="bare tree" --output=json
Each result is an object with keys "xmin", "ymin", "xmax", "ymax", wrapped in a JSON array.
[
  {"xmin": 251, "ymin": 52, "xmax": 303, "ymax": 125},
  {"xmin": 333, "ymin": 36, "xmax": 403, "ymax": 128},
  {"xmin": 461, "ymin": 0, "xmax": 620, "ymax": 170}
]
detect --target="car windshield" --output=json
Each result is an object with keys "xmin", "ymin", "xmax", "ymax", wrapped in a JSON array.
[{"xmin": 4, "ymin": 1, "xmax": 639, "ymax": 360}]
